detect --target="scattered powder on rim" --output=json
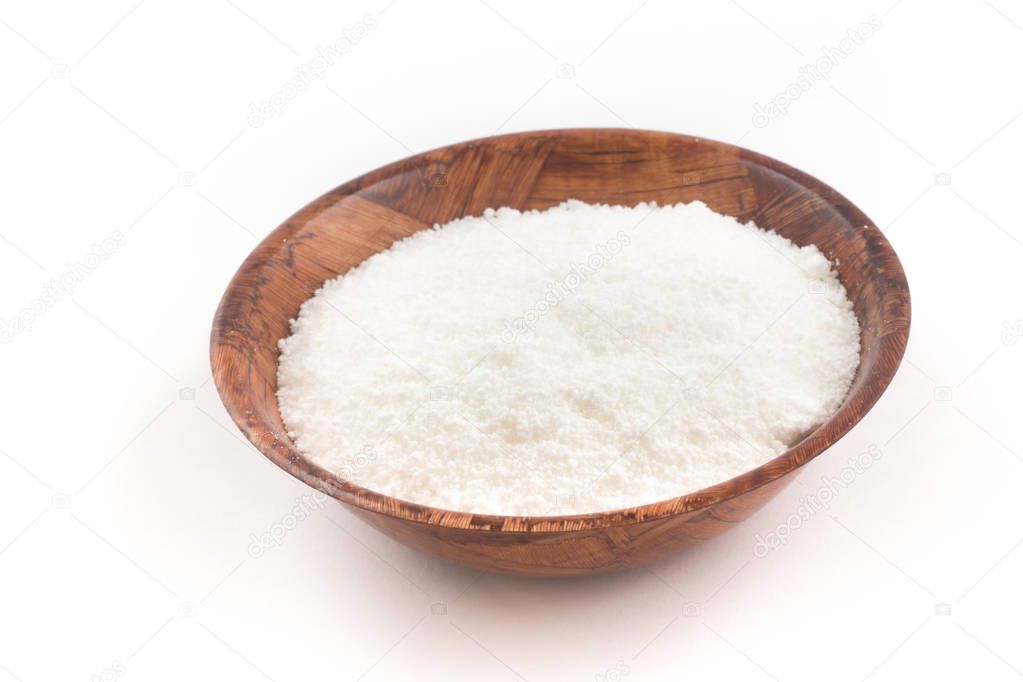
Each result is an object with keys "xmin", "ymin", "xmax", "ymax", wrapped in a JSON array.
[{"xmin": 276, "ymin": 200, "xmax": 860, "ymax": 516}]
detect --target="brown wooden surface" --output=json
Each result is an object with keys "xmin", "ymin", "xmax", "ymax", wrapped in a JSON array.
[{"xmin": 210, "ymin": 128, "xmax": 910, "ymax": 576}]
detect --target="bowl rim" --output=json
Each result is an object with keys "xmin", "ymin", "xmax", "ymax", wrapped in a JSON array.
[{"xmin": 210, "ymin": 127, "xmax": 911, "ymax": 534}]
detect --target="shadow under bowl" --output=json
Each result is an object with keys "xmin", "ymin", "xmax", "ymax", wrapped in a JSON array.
[{"xmin": 210, "ymin": 128, "xmax": 910, "ymax": 577}]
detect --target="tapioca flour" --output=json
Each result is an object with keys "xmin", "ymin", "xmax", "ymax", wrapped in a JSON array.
[{"xmin": 276, "ymin": 200, "xmax": 860, "ymax": 515}]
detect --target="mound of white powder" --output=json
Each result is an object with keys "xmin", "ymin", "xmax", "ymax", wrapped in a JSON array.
[{"xmin": 276, "ymin": 200, "xmax": 860, "ymax": 515}]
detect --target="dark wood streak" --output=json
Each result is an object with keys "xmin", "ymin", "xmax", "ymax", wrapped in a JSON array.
[{"xmin": 210, "ymin": 128, "xmax": 910, "ymax": 576}]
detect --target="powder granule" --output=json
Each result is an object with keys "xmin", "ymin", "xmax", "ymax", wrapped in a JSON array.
[{"xmin": 276, "ymin": 200, "xmax": 860, "ymax": 515}]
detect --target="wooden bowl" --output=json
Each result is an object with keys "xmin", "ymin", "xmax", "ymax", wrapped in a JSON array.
[{"xmin": 211, "ymin": 128, "xmax": 909, "ymax": 577}]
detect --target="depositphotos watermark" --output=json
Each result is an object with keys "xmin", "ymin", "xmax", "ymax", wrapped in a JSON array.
[
  {"xmin": 1, "ymin": 230, "xmax": 127, "ymax": 344},
  {"xmin": 499, "ymin": 231, "xmax": 631, "ymax": 342},
  {"xmin": 1001, "ymin": 319, "xmax": 1023, "ymax": 345},
  {"xmin": 247, "ymin": 452, "xmax": 376, "ymax": 557},
  {"xmin": 90, "ymin": 660, "xmax": 126, "ymax": 682},
  {"xmin": 752, "ymin": 15, "xmax": 881, "ymax": 128},
  {"xmin": 247, "ymin": 492, "xmax": 328, "ymax": 557},
  {"xmin": 595, "ymin": 660, "xmax": 630, "ymax": 682},
  {"xmin": 752, "ymin": 444, "xmax": 883, "ymax": 557},
  {"xmin": 247, "ymin": 15, "xmax": 378, "ymax": 127}
]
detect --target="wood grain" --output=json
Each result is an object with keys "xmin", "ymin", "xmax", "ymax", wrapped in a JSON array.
[{"xmin": 210, "ymin": 128, "xmax": 910, "ymax": 576}]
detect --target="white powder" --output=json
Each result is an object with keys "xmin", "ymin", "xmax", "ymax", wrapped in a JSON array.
[{"xmin": 277, "ymin": 200, "xmax": 860, "ymax": 516}]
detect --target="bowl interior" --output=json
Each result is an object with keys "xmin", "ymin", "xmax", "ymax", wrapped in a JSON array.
[{"xmin": 211, "ymin": 128, "xmax": 909, "ymax": 532}]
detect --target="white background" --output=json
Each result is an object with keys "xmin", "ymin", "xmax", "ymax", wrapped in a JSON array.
[{"xmin": 2, "ymin": 1, "xmax": 1022, "ymax": 680}]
